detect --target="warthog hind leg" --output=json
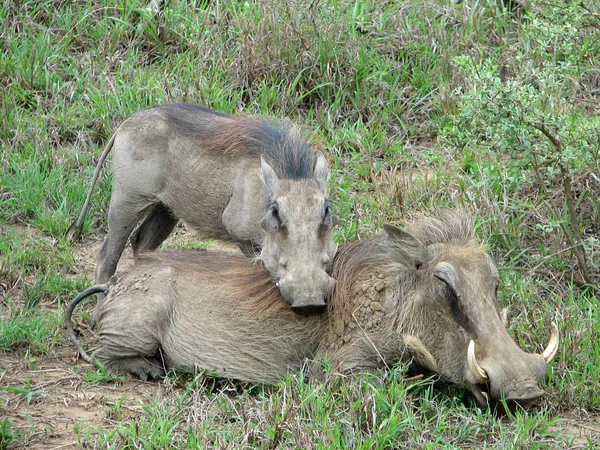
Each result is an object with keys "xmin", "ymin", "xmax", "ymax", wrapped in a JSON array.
[
  {"xmin": 93, "ymin": 199, "xmax": 152, "ymax": 328},
  {"xmin": 96, "ymin": 201, "xmax": 151, "ymax": 285},
  {"xmin": 130, "ymin": 203, "xmax": 179, "ymax": 256},
  {"xmin": 99, "ymin": 355, "xmax": 166, "ymax": 381}
]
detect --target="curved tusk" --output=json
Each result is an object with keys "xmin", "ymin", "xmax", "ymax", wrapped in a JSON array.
[
  {"xmin": 403, "ymin": 334, "xmax": 438, "ymax": 371},
  {"xmin": 541, "ymin": 321, "xmax": 559, "ymax": 363},
  {"xmin": 468, "ymin": 340, "xmax": 489, "ymax": 384}
]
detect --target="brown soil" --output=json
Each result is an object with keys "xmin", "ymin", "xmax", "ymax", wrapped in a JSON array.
[{"xmin": 1, "ymin": 344, "xmax": 160, "ymax": 449}]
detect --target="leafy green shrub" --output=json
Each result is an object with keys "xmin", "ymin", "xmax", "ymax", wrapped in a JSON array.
[{"xmin": 441, "ymin": 2, "xmax": 600, "ymax": 287}]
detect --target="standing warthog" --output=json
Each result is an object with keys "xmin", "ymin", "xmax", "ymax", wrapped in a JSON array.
[
  {"xmin": 69, "ymin": 104, "xmax": 337, "ymax": 313},
  {"xmin": 66, "ymin": 209, "xmax": 559, "ymax": 406}
]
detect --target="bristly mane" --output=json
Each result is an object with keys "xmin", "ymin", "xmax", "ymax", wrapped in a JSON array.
[
  {"xmin": 160, "ymin": 103, "xmax": 319, "ymax": 180},
  {"xmin": 253, "ymin": 123, "xmax": 318, "ymax": 179},
  {"xmin": 329, "ymin": 209, "xmax": 476, "ymax": 316},
  {"xmin": 407, "ymin": 208, "xmax": 474, "ymax": 247},
  {"xmin": 136, "ymin": 251, "xmax": 289, "ymax": 315}
]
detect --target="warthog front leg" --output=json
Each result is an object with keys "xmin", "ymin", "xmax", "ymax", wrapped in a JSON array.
[
  {"xmin": 130, "ymin": 203, "xmax": 179, "ymax": 256},
  {"xmin": 238, "ymin": 241, "xmax": 261, "ymax": 257}
]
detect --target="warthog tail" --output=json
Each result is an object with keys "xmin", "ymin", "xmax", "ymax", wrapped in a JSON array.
[
  {"xmin": 64, "ymin": 284, "xmax": 108, "ymax": 367},
  {"xmin": 66, "ymin": 134, "xmax": 116, "ymax": 239}
]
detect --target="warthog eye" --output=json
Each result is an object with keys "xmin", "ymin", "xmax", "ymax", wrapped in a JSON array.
[
  {"xmin": 434, "ymin": 268, "xmax": 476, "ymax": 337},
  {"xmin": 266, "ymin": 202, "xmax": 282, "ymax": 230},
  {"xmin": 322, "ymin": 199, "xmax": 334, "ymax": 227}
]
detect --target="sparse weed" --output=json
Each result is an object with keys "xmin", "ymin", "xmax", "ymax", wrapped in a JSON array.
[
  {"xmin": 0, "ymin": 302, "xmax": 61, "ymax": 354},
  {"xmin": 80, "ymin": 365, "xmax": 129, "ymax": 386},
  {"xmin": 2, "ymin": 376, "xmax": 46, "ymax": 405},
  {"xmin": 0, "ymin": 418, "xmax": 22, "ymax": 450}
]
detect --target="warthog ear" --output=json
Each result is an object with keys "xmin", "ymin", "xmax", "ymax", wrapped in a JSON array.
[
  {"xmin": 383, "ymin": 224, "xmax": 429, "ymax": 270},
  {"xmin": 259, "ymin": 155, "xmax": 281, "ymax": 200},
  {"xmin": 313, "ymin": 151, "xmax": 329, "ymax": 194}
]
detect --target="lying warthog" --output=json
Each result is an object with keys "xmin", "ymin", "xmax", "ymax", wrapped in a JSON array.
[
  {"xmin": 69, "ymin": 104, "xmax": 337, "ymax": 313},
  {"xmin": 66, "ymin": 209, "xmax": 558, "ymax": 406}
]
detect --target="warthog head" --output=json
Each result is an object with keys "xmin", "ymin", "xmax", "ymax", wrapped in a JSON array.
[
  {"xmin": 259, "ymin": 152, "xmax": 337, "ymax": 314},
  {"xmin": 383, "ymin": 212, "xmax": 558, "ymax": 406}
]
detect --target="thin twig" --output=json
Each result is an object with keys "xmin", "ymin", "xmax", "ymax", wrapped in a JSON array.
[
  {"xmin": 579, "ymin": 2, "xmax": 600, "ymax": 21},
  {"xmin": 48, "ymin": 443, "xmax": 79, "ymax": 450},
  {"xmin": 499, "ymin": 266, "xmax": 593, "ymax": 289},
  {"xmin": 574, "ymin": 422, "xmax": 600, "ymax": 434},
  {"xmin": 528, "ymin": 122, "xmax": 594, "ymax": 286},
  {"xmin": 404, "ymin": 374, "xmax": 424, "ymax": 382},
  {"xmin": 560, "ymin": 163, "xmax": 593, "ymax": 284},
  {"xmin": 31, "ymin": 375, "xmax": 81, "ymax": 391},
  {"xmin": 29, "ymin": 369, "xmax": 71, "ymax": 374}
]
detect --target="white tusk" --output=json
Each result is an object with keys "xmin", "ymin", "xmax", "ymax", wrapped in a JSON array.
[
  {"xmin": 468, "ymin": 340, "xmax": 489, "ymax": 384},
  {"xmin": 541, "ymin": 321, "xmax": 559, "ymax": 363},
  {"xmin": 403, "ymin": 334, "xmax": 438, "ymax": 371}
]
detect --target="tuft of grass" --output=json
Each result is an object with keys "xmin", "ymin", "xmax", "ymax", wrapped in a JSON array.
[
  {"xmin": 2, "ymin": 376, "xmax": 47, "ymax": 406},
  {"xmin": 0, "ymin": 418, "xmax": 23, "ymax": 450},
  {"xmin": 0, "ymin": 299, "xmax": 61, "ymax": 354},
  {"xmin": 80, "ymin": 365, "xmax": 130, "ymax": 386}
]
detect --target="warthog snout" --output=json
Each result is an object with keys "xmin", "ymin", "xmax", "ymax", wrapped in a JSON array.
[
  {"xmin": 466, "ymin": 322, "xmax": 559, "ymax": 406},
  {"xmin": 471, "ymin": 349, "xmax": 547, "ymax": 405},
  {"xmin": 277, "ymin": 269, "xmax": 335, "ymax": 315}
]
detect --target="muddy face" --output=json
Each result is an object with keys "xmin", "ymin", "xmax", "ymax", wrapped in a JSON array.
[
  {"xmin": 259, "ymin": 155, "xmax": 337, "ymax": 314},
  {"xmin": 384, "ymin": 225, "xmax": 558, "ymax": 406}
]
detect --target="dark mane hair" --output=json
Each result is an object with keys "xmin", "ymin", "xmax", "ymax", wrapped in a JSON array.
[
  {"xmin": 136, "ymin": 251, "xmax": 289, "ymax": 315},
  {"xmin": 159, "ymin": 103, "xmax": 320, "ymax": 180}
]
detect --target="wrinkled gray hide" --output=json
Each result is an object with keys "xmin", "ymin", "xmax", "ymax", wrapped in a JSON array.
[
  {"xmin": 71, "ymin": 104, "xmax": 337, "ymax": 313},
  {"xmin": 74, "ymin": 210, "xmax": 557, "ymax": 407},
  {"xmin": 90, "ymin": 253, "xmax": 326, "ymax": 383}
]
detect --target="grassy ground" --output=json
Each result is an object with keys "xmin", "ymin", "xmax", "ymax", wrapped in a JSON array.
[{"xmin": 1, "ymin": 0, "xmax": 599, "ymax": 448}]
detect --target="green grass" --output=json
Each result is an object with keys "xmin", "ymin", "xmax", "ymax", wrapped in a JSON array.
[
  {"xmin": 0, "ymin": 307, "xmax": 60, "ymax": 354},
  {"xmin": 1, "ymin": 0, "xmax": 598, "ymax": 447},
  {"xmin": 77, "ymin": 369, "xmax": 589, "ymax": 448},
  {"xmin": 0, "ymin": 418, "xmax": 22, "ymax": 450},
  {"xmin": 80, "ymin": 365, "xmax": 130, "ymax": 386}
]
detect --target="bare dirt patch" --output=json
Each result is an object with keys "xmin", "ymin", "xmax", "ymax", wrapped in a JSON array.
[
  {"xmin": 550, "ymin": 414, "xmax": 600, "ymax": 447},
  {"xmin": 1, "ymin": 344, "xmax": 160, "ymax": 449}
]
